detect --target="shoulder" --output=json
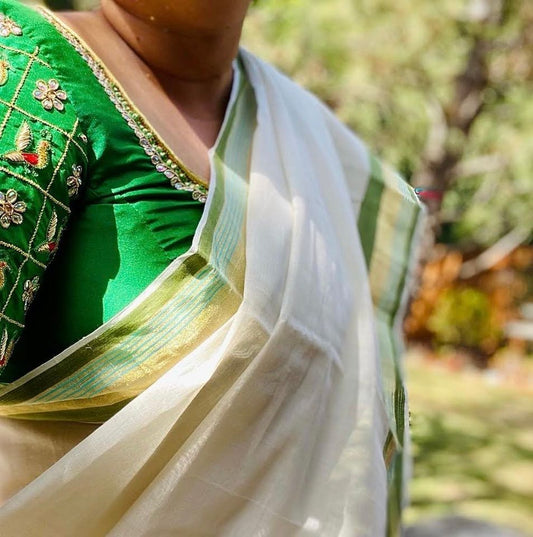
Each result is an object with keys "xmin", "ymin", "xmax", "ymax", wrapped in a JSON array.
[
  {"xmin": 241, "ymin": 49, "xmax": 373, "ymax": 199},
  {"xmin": 0, "ymin": 2, "xmax": 88, "ymax": 158},
  {"xmin": 241, "ymin": 49, "xmax": 332, "ymax": 123},
  {"xmin": 240, "ymin": 49, "xmax": 423, "ymax": 248},
  {"xmin": 242, "ymin": 49, "xmax": 421, "ymax": 198},
  {"xmin": 0, "ymin": 0, "xmax": 41, "ymax": 24},
  {"xmin": 0, "ymin": 1, "xmax": 93, "ymax": 163},
  {"xmin": 0, "ymin": 1, "xmax": 97, "ymax": 105},
  {"xmin": 0, "ymin": 0, "xmax": 59, "ymax": 47}
]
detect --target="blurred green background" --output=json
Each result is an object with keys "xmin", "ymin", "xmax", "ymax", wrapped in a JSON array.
[{"xmin": 24, "ymin": 0, "xmax": 533, "ymax": 534}]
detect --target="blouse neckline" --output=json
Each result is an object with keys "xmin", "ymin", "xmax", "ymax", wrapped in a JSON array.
[{"xmin": 37, "ymin": 7, "xmax": 243, "ymax": 204}]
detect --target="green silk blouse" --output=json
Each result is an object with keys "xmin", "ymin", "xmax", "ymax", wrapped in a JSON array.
[{"xmin": 0, "ymin": 1, "xmax": 249, "ymax": 383}]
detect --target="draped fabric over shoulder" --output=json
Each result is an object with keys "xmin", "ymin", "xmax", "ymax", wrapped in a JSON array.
[{"xmin": 0, "ymin": 2, "xmax": 424, "ymax": 536}]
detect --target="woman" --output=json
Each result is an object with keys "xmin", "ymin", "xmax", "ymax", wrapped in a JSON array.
[{"xmin": 0, "ymin": 0, "xmax": 424, "ymax": 535}]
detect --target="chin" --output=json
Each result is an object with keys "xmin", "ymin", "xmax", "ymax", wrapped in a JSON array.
[{"xmin": 112, "ymin": 0, "xmax": 251, "ymax": 32}]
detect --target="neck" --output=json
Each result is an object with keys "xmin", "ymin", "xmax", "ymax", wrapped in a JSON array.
[{"xmin": 100, "ymin": 0, "xmax": 242, "ymax": 120}]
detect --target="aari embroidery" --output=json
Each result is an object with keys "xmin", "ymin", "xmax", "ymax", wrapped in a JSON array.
[
  {"xmin": 36, "ymin": 211, "xmax": 62, "ymax": 254},
  {"xmin": 22, "ymin": 276, "xmax": 39, "ymax": 312},
  {"xmin": 0, "ymin": 8, "xmax": 91, "ymax": 384},
  {"xmin": 0, "ymin": 259, "xmax": 10, "ymax": 289},
  {"xmin": 0, "ymin": 328, "xmax": 15, "ymax": 369},
  {"xmin": 66, "ymin": 164, "xmax": 83, "ymax": 198},
  {"xmin": 0, "ymin": 58, "xmax": 10, "ymax": 86},
  {"xmin": 0, "ymin": 15, "xmax": 22, "ymax": 38},
  {"xmin": 2, "ymin": 121, "xmax": 50, "ymax": 169},
  {"xmin": 39, "ymin": 10, "xmax": 208, "ymax": 203},
  {"xmin": 33, "ymin": 79, "xmax": 67, "ymax": 111},
  {"xmin": 0, "ymin": 188, "xmax": 26, "ymax": 228}
]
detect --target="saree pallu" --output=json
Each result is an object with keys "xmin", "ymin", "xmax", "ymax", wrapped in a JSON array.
[{"xmin": 0, "ymin": 50, "xmax": 424, "ymax": 536}]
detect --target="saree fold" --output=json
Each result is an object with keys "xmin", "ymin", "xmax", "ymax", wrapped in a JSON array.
[
  {"xmin": 0, "ymin": 59, "xmax": 253, "ymax": 421},
  {"xmin": 0, "ymin": 50, "xmax": 424, "ymax": 536}
]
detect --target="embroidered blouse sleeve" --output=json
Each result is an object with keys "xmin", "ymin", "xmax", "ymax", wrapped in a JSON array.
[{"xmin": 0, "ymin": 6, "xmax": 89, "ymax": 377}]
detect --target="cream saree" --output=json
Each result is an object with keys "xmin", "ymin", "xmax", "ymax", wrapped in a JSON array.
[{"xmin": 0, "ymin": 50, "xmax": 424, "ymax": 536}]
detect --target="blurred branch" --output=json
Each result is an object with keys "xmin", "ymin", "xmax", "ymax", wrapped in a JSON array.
[
  {"xmin": 413, "ymin": 36, "xmax": 491, "ymax": 197},
  {"xmin": 410, "ymin": 0, "xmax": 515, "ymax": 254},
  {"xmin": 459, "ymin": 227, "xmax": 530, "ymax": 278},
  {"xmin": 421, "ymin": 98, "xmax": 449, "ymax": 165},
  {"xmin": 451, "ymin": 153, "xmax": 508, "ymax": 179}
]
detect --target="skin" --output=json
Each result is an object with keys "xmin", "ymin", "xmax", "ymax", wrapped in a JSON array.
[{"xmin": 57, "ymin": 0, "xmax": 252, "ymax": 180}]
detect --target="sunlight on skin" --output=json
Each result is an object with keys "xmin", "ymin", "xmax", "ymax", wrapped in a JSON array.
[{"xmin": 111, "ymin": 0, "xmax": 253, "ymax": 33}]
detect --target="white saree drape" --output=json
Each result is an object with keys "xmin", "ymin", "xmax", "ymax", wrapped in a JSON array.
[{"xmin": 0, "ymin": 51, "xmax": 418, "ymax": 536}]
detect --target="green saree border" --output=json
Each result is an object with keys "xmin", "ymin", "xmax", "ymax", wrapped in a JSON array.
[{"xmin": 0, "ymin": 56, "xmax": 255, "ymax": 421}]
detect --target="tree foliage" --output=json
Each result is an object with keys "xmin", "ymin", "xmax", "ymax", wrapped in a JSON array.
[
  {"xmin": 41, "ymin": 0, "xmax": 533, "ymax": 251},
  {"xmin": 243, "ymin": 0, "xmax": 533, "ymax": 251}
]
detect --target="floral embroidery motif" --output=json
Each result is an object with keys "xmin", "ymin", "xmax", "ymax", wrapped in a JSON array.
[
  {"xmin": 2, "ymin": 121, "xmax": 50, "ymax": 169},
  {"xmin": 0, "ymin": 15, "xmax": 22, "ymax": 37},
  {"xmin": 33, "ymin": 79, "xmax": 67, "ymax": 111},
  {"xmin": 0, "ymin": 189, "xmax": 26, "ymax": 229},
  {"xmin": 0, "ymin": 58, "xmax": 10, "ymax": 86},
  {"xmin": 37, "ymin": 211, "xmax": 63, "ymax": 255},
  {"xmin": 0, "ymin": 328, "xmax": 16, "ymax": 369},
  {"xmin": 66, "ymin": 164, "xmax": 83, "ymax": 198},
  {"xmin": 22, "ymin": 276, "xmax": 39, "ymax": 312}
]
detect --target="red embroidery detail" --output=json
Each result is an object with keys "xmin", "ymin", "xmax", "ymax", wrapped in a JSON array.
[
  {"xmin": 0, "ymin": 260, "xmax": 10, "ymax": 290},
  {"xmin": 37, "ymin": 211, "xmax": 62, "ymax": 255},
  {"xmin": 0, "ymin": 59, "xmax": 10, "ymax": 86},
  {"xmin": 0, "ymin": 328, "xmax": 15, "ymax": 369},
  {"xmin": 21, "ymin": 152, "xmax": 39, "ymax": 166},
  {"xmin": 414, "ymin": 187, "xmax": 444, "ymax": 202},
  {"xmin": 2, "ymin": 121, "xmax": 50, "ymax": 169}
]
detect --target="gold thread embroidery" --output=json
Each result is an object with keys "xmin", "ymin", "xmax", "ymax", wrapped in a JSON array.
[
  {"xmin": 21, "ymin": 276, "xmax": 39, "ymax": 311},
  {"xmin": 2, "ymin": 120, "xmax": 50, "ymax": 169},
  {"xmin": 0, "ymin": 47, "xmax": 38, "ymax": 140},
  {"xmin": 0, "ymin": 58, "xmax": 9, "ymax": 85},
  {"xmin": 0, "ymin": 119, "xmax": 78, "ymax": 317},
  {"xmin": 0, "ymin": 312, "xmax": 24, "ymax": 329},
  {"xmin": 0, "ymin": 15, "xmax": 22, "ymax": 38},
  {"xmin": 39, "ymin": 9, "xmax": 208, "ymax": 203},
  {"xmin": 0, "ymin": 328, "xmax": 16, "ymax": 369},
  {"xmin": 0, "ymin": 241, "xmax": 46, "ymax": 269},
  {"xmin": 0, "ymin": 188, "xmax": 27, "ymax": 228},
  {"xmin": 66, "ymin": 164, "xmax": 82, "ymax": 198},
  {"xmin": 0, "ymin": 258, "xmax": 10, "ymax": 289},
  {"xmin": 0, "ymin": 97, "xmax": 89, "ymax": 159},
  {"xmin": 33, "ymin": 79, "xmax": 67, "ymax": 112},
  {"xmin": 0, "ymin": 42, "xmax": 50, "ymax": 67},
  {"xmin": 0, "ymin": 166, "xmax": 71, "ymax": 212},
  {"xmin": 36, "ymin": 210, "xmax": 63, "ymax": 255}
]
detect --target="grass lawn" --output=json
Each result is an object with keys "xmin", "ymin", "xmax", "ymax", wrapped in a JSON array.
[{"xmin": 404, "ymin": 353, "xmax": 533, "ymax": 535}]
